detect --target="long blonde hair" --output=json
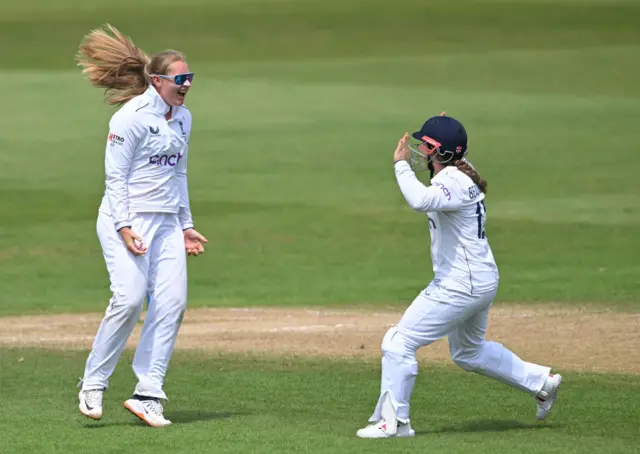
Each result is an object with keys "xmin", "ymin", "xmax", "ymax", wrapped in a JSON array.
[{"xmin": 76, "ymin": 24, "xmax": 186, "ymax": 106}]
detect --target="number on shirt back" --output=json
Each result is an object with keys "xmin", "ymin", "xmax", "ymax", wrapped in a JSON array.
[{"xmin": 476, "ymin": 201, "xmax": 486, "ymax": 239}]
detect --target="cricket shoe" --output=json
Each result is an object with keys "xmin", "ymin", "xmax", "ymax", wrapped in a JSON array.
[
  {"xmin": 79, "ymin": 389, "xmax": 104, "ymax": 420},
  {"xmin": 536, "ymin": 373, "xmax": 562, "ymax": 420},
  {"xmin": 124, "ymin": 395, "xmax": 172, "ymax": 427},
  {"xmin": 356, "ymin": 420, "xmax": 415, "ymax": 439}
]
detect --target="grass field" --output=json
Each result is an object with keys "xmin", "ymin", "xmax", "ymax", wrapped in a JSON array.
[
  {"xmin": 2, "ymin": 349, "xmax": 640, "ymax": 454},
  {"xmin": 1, "ymin": 0, "xmax": 639, "ymax": 452}
]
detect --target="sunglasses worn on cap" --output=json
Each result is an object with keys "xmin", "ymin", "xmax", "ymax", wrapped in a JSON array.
[{"xmin": 152, "ymin": 72, "xmax": 194, "ymax": 85}]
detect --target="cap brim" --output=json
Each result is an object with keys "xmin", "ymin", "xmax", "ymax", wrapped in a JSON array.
[{"xmin": 411, "ymin": 131, "xmax": 423, "ymax": 140}]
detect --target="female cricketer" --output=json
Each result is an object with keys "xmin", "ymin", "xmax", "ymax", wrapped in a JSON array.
[
  {"xmin": 356, "ymin": 113, "xmax": 562, "ymax": 438},
  {"xmin": 74, "ymin": 24, "xmax": 208, "ymax": 427}
]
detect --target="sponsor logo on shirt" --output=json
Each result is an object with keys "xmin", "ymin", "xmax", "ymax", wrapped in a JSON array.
[
  {"xmin": 149, "ymin": 126, "xmax": 160, "ymax": 135},
  {"xmin": 108, "ymin": 132, "xmax": 125, "ymax": 146},
  {"xmin": 149, "ymin": 152, "xmax": 183, "ymax": 167},
  {"xmin": 178, "ymin": 120, "xmax": 186, "ymax": 136},
  {"xmin": 432, "ymin": 181, "xmax": 451, "ymax": 200}
]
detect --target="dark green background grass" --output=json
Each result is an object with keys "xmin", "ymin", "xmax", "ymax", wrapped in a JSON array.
[
  {"xmin": 1, "ymin": 0, "xmax": 639, "ymax": 314},
  {"xmin": 1, "ymin": 0, "xmax": 639, "ymax": 452}
]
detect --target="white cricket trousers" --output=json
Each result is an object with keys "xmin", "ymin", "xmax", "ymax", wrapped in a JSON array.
[
  {"xmin": 369, "ymin": 282, "xmax": 551, "ymax": 423},
  {"xmin": 81, "ymin": 211, "xmax": 187, "ymax": 400}
]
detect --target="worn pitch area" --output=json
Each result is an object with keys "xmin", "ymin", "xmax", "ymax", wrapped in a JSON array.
[{"xmin": 0, "ymin": 305, "xmax": 637, "ymax": 373}]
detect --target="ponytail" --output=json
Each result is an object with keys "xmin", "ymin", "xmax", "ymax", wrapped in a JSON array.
[
  {"xmin": 76, "ymin": 24, "xmax": 150, "ymax": 106},
  {"xmin": 454, "ymin": 159, "xmax": 488, "ymax": 193}
]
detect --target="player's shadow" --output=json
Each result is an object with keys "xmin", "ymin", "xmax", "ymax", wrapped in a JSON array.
[
  {"xmin": 169, "ymin": 410, "xmax": 236, "ymax": 424},
  {"xmin": 417, "ymin": 419, "xmax": 560, "ymax": 436},
  {"xmin": 83, "ymin": 410, "xmax": 238, "ymax": 428}
]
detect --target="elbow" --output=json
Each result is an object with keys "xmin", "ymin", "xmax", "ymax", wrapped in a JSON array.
[
  {"xmin": 105, "ymin": 176, "xmax": 127, "ymax": 195},
  {"xmin": 106, "ymin": 173, "xmax": 126, "ymax": 184},
  {"xmin": 406, "ymin": 198, "xmax": 428, "ymax": 212}
]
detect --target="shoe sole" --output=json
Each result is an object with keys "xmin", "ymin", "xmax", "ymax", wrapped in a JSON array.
[
  {"xmin": 79, "ymin": 408, "xmax": 102, "ymax": 420},
  {"xmin": 356, "ymin": 426, "xmax": 415, "ymax": 439},
  {"xmin": 356, "ymin": 432, "xmax": 415, "ymax": 439},
  {"xmin": 124, "ymin": 401, "xmax": 171, "ymax": 428}
]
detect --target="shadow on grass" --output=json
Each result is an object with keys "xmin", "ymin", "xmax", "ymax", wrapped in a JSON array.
[
  {"xmin": 417, "ymin": 419, "xmax": 561, "ymax": 435},
  {"xmin": 83, "ymin": 410, "xmax": 238, "ymax": 428},
  {"xmin": 169, "ymin": 410, "xmax": 236, "ymax": 424}
]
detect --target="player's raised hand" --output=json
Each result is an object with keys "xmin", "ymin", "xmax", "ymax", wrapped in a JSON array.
[
  {"xmin": 393, "ymin": 132, "xmax": 410, "ymax": 164},
  {"xmin": 119, "ymin": 227, "xmax": 147, "ymax": 256},
  {"xmin": 184, "ymin": 228, "xmax": 208, "ymax": 256}
]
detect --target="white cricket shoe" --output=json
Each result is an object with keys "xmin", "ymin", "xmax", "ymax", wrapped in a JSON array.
[
  {"xmin": 356, "ymin": 420, "xmax": 415, "ymax": 439},
  {"xmin": 536, "ymin": 373, "xmax": 562, "ymax": 420},
  {"xmin": 79, "ymin": 389, "xmax": 104, "ymax": 420},
  {"xmin": 124, "ymin": 397, "xmax": 172, "ymax": 427}
]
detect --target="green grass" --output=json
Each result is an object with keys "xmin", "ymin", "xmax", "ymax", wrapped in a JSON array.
[
  {"xmin": 1, "ymin": 1, "xmax": 639, "ymax": 451},
  {"xmin": 1, "ymin": 348, "xmax": 639, "ymax": 454},
  {"xmin": 1, "ymin": 0, "xmax": 639, "ymax": 314}
]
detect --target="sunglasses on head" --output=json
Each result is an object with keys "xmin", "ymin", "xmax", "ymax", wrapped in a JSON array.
[{"xmin": 152, "ymin": 72, "xmax": 194, "ymax": 85}]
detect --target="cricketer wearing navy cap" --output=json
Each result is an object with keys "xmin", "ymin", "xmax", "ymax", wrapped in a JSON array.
[
  {"xmin": 356, "ymin": 112, "xmax": 562, "ymax": 439},
  {"xmin": 409, "ymin": 112, "xmax": 468, "ymax": 178}
]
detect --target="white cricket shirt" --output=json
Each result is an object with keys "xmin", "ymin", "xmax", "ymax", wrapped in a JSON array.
[
  {"xmin": 98, "ymin": 86, "xmax": 194, "ymax": 231},
  {"xmin": 394, "ymin": 161, "xmax": 499, "ymax": 294}
]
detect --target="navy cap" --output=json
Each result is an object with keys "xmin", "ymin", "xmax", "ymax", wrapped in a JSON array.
[{"xmin": 412, "ymin": 115, "xmax": 468, "ymax": 157}]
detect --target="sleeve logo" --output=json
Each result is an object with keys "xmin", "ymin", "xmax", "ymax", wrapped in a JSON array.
[{"xmin": 108, "ymin": 132, "xmax": 125, "ymax": 145}]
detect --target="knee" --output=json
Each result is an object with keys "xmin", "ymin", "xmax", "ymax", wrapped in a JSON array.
[
  {"xmin": 175, "ymin": 294, "xmax": 187, "ymax": 313},
  {"xmin": 109, "ymin": 287, "xmax": 147, "ymax": 317},
  {"xmin": 382, "ymin": 327, "xmax": 417, "ymax": 361},
  {"xmin": 162, "ymin": 290, "xmax": 187, "ymax": 314},
  {"xmin": 450, "ymin": 345, "xmax": 484, "ymax": 372},
  {"xmin": 148, "ymin": 289, "xmax": 187, "ymax": 319}
]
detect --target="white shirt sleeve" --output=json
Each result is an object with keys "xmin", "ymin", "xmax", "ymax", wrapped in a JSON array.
[
  {"xmin": 104, "ymin": 116, "xmax": 140, "ymax": 231},
  {"xmin": 394, "ymin": 161, "xmax": 463, "ymax": 212},
  {"xmin": 176, "ymin": 116, "xmax": 193, "ymax": 230}
]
